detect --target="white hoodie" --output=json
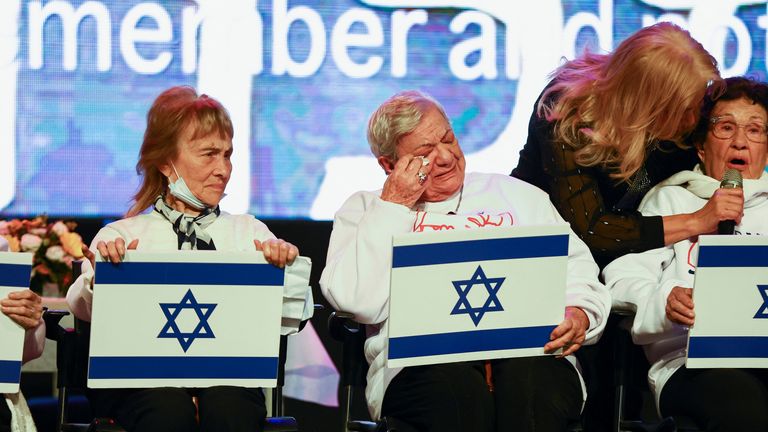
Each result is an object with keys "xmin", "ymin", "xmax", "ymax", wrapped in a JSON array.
[
  {"xmin": 321, "ymin": 172, "xmax": 609, "ymax": 419},
  {"xmin": 604, "ymin": 166, "xmax": 768, "ymax": 409}
]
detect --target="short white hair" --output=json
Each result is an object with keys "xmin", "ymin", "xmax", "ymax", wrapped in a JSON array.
[{"xmin": 367, "ymin": 90, "xmax": 449, "ymax": 159}]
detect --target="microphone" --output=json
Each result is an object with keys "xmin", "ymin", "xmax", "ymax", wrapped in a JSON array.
[{"xmin": 717, "ymin": 168, "xmax": 743, "ymax": 234}]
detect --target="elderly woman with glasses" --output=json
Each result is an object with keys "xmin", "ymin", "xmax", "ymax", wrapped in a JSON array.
[
  {"xmin": 604, "ymin": 76, "xmax": 768, "ymax": 431},
  {"xmin": 321, "ymin": 90, "xmax": 610, "ymax": 432}
]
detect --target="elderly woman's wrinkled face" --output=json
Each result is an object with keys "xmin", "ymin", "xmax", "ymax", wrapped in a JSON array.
[
  {"xmin": 699, "ymin": 97, "xmax": 768, "ymax": 180},
  {"xmin": 396, "ymin": 107, "xmax": 466, "ymax": 202},
  {"xmin": 168, "ymin": 123, "xmax": 233, "ymax": 209}
]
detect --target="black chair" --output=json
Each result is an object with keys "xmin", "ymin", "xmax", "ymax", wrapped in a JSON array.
[
  {"xmin": 611, "ymin": 309, "xmax": 701, "ymax": 432},
  {"xmin": 327, "ymin": 311, "xmax": 397, "ymax": 432},
  {"xmin": 43, "ymin": 261, "xmax": 300, "ymax": 432}
]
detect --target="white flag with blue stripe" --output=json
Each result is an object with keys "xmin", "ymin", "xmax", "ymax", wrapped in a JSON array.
[
  {"xmin": 687, "ymin": 235, "xmax": 768, "ymax": 368},
  {"xmin": 387, "ymin": 225, "xmax": 569, "ymax": 368},
  {"xmin": 0, "ymin": 252, "xmax": 33, "ymax": 393},
  {"xmin": 88, "ymin": 251, "xmax": 305, "ymax": 389}
]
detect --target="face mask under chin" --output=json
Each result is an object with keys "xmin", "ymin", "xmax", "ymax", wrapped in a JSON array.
[{"xmin": 167, "ymin": 162, "xmax": 208, "ymax": 210}]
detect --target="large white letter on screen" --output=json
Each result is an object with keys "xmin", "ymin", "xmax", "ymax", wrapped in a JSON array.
[
  {"xmin": 120, "ymin": 3, "xmax": 173, "ymax": 75},
  {"xmin": 181, "ymin": 5, "xmax": 203, "ymax": 74},
  {"xmin": 563, "ymin": 0, "xmax": 613, "ymax": 60},
  {"xmin": 448, "ymin": 10, "xmax": 497, "ymax": 81},
  {"xmin": 272, "ymin": 0, "xmax": 326, "ymax": 78},
  {"xmin": 28, "ymin": 0, "xmax": 112, "ymax": 71},
  {"xmin": 0, "ymin": 0, "xmax": 20, "ymax": 210},
  {"xmin": 332, "ymin": 8, "xmax": 384, "ymax": 79},
  {"xmin": 391, "ymin": 9, "xmax": 427, "ymax": 78}
]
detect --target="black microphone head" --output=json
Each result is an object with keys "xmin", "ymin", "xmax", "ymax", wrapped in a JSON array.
[
  {"xmin": 720, "ymin": 168, "xmax": 743, "ymax": 189},
  {"xmin": 717, "ymin": 169, "xmax": 742, "ymax": 234}
]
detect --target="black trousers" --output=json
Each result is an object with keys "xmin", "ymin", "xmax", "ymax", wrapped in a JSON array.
[
  {"xmin": 0, "ymin": 396, "xmax": 11, "ymax": 432},
  {"xmin": 88, "ymin": 386, "xmax": 266, "ymax": 432},
  {"xmin": 381, "ymin": 356, "xmax": 583, "ymax": 432},
  {"xmin": 660, "ymin": 367, "xmax": 768, "ymax": 432}
]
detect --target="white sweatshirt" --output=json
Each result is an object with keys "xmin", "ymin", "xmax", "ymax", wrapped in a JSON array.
[
  {"xmin": 604, "ymin": 166, "xmax": 768, "ymax": 408},
  {"xmin": 320, "ymin": 172, "xmax": 609, "ymax": 419}
]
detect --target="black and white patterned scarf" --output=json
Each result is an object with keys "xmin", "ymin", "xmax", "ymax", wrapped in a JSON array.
[{"xmin": 153, "ymin": 196, "xmax": 220, "ymax": 250}]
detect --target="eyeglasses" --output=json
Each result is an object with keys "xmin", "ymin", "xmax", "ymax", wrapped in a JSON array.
[{"xmin": 709, "ymin": 117, "xmax": 768, "ymax": 143}]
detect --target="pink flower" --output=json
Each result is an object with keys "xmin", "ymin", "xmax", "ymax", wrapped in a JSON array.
[
  {"xmin": 0, "ymin": 221, "xmax": 8, "ymax": 235},
  {"xmin": 20, "ymin": 233, "xmax": 43, "ymax": 252},
  {"xmin": 51, "ymin": 221, "xmax": 69, "ymax": 236},
  {"xmin": 30, "ymin": 228, "xmax": 47, "ymax": 236},
  {"xmin": 45, "ymin": 245, "xmax": 66, "ymax": 262}
]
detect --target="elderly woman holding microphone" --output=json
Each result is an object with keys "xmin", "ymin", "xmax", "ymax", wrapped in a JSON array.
[
  {"xmin": 66, "ymin": 86, "xmax": 310, "ymax": 432},
  {"xmin": 604, "ymin": 77, "xmax": 768, "ymax": 431},
  {"xmin": 321, "ymin": 90, "xmax": 610, "ymax": 432}
]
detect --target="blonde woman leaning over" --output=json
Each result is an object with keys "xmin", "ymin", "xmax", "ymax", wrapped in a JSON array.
[
  {"xmin": 512, "ymin": 22, "xmax": 736, "ymax": 269},
  {"xmin": 511, "ymin": 22, "xmax": 738, "ymax": 431}
]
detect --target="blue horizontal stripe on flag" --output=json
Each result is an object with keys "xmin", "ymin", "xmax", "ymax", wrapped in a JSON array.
[
  {"xmin": 688, "ymin": 336, "xmax": 768, "ymax": 358},
  {"xmin": 697, "ymin": 245, "xmax": 768, "ymax": 267},
  {"xmin": 0, "ymin": 360, "xmax": 21, "ymax": 384},
  {"xmin": 0, "ymin": 263, "xmax": 31, "ymax": 288},
  {"xmin": 96, "ymin": 262, "xmax": 284, "ymax": 286},
  {"xmin": 392, "ymin": 235, "xmax": 569, "ymax": 268},
  {"xmin": 88, "ymin": 356, "xmax": 279, "ymax": 379},
  {"xmin": 388, "ymin": 325, "xmax": 556, "ymax": 359}
]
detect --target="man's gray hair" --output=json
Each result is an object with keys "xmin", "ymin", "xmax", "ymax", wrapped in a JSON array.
[{"xmin": 367, "ymin": 90, "xmax": 449, "ymax": 159}]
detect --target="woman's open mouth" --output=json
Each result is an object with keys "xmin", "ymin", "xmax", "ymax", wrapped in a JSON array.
[{"xmin": 727, "ymin": 158, "xmax": 748, "ymax": 170}]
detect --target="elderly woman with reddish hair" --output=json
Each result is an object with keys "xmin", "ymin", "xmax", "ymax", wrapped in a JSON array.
[{"xmin": 67, "ymin": 86, "xmax": 311, "ymax": 432}]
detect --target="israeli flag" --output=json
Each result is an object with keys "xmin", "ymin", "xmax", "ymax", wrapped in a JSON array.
[
  {"xmin": 687, "ymin": 235, "xmax": 768, "ymax": 368},
  {"xmin": 88, "ymin": 251, "xmax": 302, "ymax": 389},
  {"xmin": 0, "ymin": 252, "xmax": 33, "ymax": 393},
  {"xmin": 387, "ymin": 225, "xmax": 569, "ymax": 368}
]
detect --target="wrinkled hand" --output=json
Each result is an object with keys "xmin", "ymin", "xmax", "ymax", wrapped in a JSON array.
[
  {"xmin": 545, "ymin": 306, "xmax": 589, "ymax": 356},
  {"xmin": 692, "ymin": 188, "xmax": 744, "ymax": 234},
  {"xmin": 380, "ymin": 151, "xmax": 436, "ymax": 208},
  {"xmin": 95, "ymin": 238, "xmax": 140, "ymax": 264},
  {"xmin": 1, "ymin": 290, "xmax": 42, "ymax": 330},
  {"xmin": 666, "ymin": 286, "xmax": 694, "ymax": 326},
  {"xmin": 254, "ymin": 239, "xmax": 298, "ymax": 268}
]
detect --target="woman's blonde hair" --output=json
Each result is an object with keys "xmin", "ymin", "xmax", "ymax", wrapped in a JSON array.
[
  {"xmin": 126, "ymin": 86, "xmax": 233, "ymax": 217},
  {"xmin": 541, "ymin": 22, "xmax": 720, "ymax": 183}
]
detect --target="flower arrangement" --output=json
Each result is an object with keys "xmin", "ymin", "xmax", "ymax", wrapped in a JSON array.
[{"xmin": 0, "ymin": 216, "xmax": 85, "ymax": 297}]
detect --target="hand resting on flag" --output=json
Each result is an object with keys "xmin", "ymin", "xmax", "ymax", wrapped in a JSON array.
[
  {"xmin": 544, "ymin": 305, "xmax": 590, "ymax": 357},
  {"xmin": 1, "ymin": 289, "xmax": 42, "ymax": 330},
  {"xmin": 253, "ymin": 238, "xmax": 299, "ymax": 268},
  {"xmin": 665, "ymin": 286, "xmax": 694, "ymax": 326}
]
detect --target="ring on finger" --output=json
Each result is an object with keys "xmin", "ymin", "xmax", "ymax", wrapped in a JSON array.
[{"xmin": 417, "ymin": 171, "xmax": 428, "ymax": 184}]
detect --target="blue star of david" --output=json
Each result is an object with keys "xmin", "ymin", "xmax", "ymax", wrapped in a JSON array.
[
  {"xmin": 451, "ymin": 265, "xmax": 505, "ymax": 326},
  {"xmin": 754, "ymin": 285, "xmax": 768, "ymax": 319},
  {"xmin": 158, "ymin": 289, "xmax": 217, "ymax": 352}
]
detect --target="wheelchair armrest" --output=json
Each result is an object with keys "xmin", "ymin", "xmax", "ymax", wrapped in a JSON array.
[
  {"xmin": 328, "ymin": 311, "xmax": 361, "ymax": 342},
  {"xmin": 611, "ymin": 307, "xmax": 636, "ymax": 318},
  {"xmin": 43, "ymin": 309, "xmax": 71, "ymax": 341},
  {"xmin": 296, "ymin": 304, "xmax": 325, "ymax": 332},
  {"xmin": 327, "ymin": 311, "xmax": 369, "ymax": 387}
]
